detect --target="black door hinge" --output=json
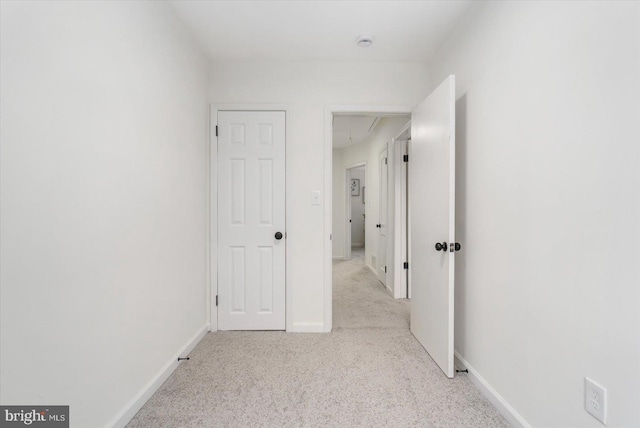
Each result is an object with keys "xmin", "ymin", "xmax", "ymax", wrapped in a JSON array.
[
  {"xmin": 215, "ymin": 295, "xmax": 218, "ymax": 306},
  {"xmin": 215, "ymin": 125, "xmax": 218, "ymax": 137},
  {"xmin": 403, "ymin": 154, "xmax": 409, "ymax": 162},
  {"xmin": 384, "ymin": 266, "xmax": 387, "ymax": 273},
  {"xmin": 385, "ymin": 157, "xmax": 388, "ymax": 165},
  {"xmin": 403, "ymin": 262, "xmax": 409, "ymax": 270}
]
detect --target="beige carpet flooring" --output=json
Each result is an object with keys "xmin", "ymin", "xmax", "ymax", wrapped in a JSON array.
[{"xmin": 127, "ymin": 248, "xmax": 509, "ymax": 427}]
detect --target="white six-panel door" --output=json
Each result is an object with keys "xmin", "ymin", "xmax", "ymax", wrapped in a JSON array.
[
  {"xmin": 410, "ymin": 76, "xmax": 456, "ymax": 377},
  {"xmin": 217, "ymin": 111, "xmax": 286, "ymax": 330}
]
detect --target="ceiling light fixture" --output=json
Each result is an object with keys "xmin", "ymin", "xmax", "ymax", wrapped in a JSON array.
[{"xmin": 356, "ymin": 35, "xmax": 373, "ymax": 48}]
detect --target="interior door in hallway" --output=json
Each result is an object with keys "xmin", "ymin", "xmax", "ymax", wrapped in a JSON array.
[
  {"xmin": 217, "ymin": 111, "xmax": 286, "ymax": 330},
  {"xmin": 410, "ymin": 75, "xmax": 456, "ymax": 377},
  {"xmin": 377, "ymin": 144, "xmax": 388, "ymax": 286}
]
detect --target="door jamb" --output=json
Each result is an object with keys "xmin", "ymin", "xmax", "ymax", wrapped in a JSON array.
[
  {"xmin": 391, "ymin": 121, "xmax": 411, "ymax": 298},
  {"xmin": 324, "ymin": 105, "xmax": 412, "ymax": 331},
  {"xmin": 210, "ymin": 104, "xmax": 292, "ymax": 332},
  {"xmin": 377, "ymin": 143, "xmax": 390, "ymax": 288}
]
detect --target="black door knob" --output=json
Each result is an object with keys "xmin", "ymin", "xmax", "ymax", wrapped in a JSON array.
[
  {"xmin": 275, "ymin": 232, "xmax": 283, "ymax": 240},
  {"xmin": 376, "ymin": 224, "xmax": 381, "ymax": 228},
  {"xmin": 435, "ymin": 242, "xmax": 448, "ymax": 251}
]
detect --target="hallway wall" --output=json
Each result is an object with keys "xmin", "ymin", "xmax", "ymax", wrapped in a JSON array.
[
  {"xmin": 332, "ymin": 148, "xmax": 346, "ymax": 258},
  {"xmin": 0, "ymin": 2, "xmax": 210, "ymax": 427},
  {"xmin": 428, "ymin": 2, "xmax": 640, "ymax": 426}
]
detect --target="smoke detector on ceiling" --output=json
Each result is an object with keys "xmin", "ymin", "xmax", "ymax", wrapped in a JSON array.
[{"xmin": 356, "ymin": 35, "xmax": 373, "ymax": 48}]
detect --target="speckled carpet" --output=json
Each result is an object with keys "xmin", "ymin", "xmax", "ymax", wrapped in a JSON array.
[{"xmin": 127, "ymin": 249, "xmax": 509, "ymax": 427}]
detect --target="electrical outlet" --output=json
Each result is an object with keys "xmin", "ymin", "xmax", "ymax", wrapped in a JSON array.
[{"xmin": 585, "ymin": 377, "xmax": 607, "ymax": 424}]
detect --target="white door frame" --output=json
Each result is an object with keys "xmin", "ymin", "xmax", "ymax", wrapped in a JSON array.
[
  {"xmin": 377, "ymin": 143, "xmax": 390, "ymax": 288},
  {"xmin": 391, "ymin": 121, "xmax": 411, "ymax": 298},
  {"xmin": 210, "ymin": 104, "xmax": 292, "ymax": 332},
  {"xmin": 345, "ymin": 162, "xmax": 366, "ymax": 261},
  {"xmin": 324, "ymin": 105, "xmax": 412, "ymax": 331}
]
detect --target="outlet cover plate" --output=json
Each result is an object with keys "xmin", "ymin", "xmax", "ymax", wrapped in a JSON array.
[{"xmin": 585, "ymin": 377, "xmax": 607, "ymax": 424}]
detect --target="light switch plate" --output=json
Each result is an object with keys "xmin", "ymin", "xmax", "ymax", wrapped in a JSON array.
[{"xmin": 311, "ymin": 190, "xmax": 321, "ymax": 205}]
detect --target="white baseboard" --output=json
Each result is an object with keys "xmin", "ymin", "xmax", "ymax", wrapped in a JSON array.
[
  {"xmin": 385, "ymin": 284, "xmax": 394, "ymax": 296},
  {"xmin": 290, "ymin": 322, "xmax": 327, "ymax": 333},
  {"xmin": 366, "ymin": 264, "xmax": 377, "ymax": 276},
  {"xmin": 454, "ymin": 352, "xmax": 531, "ymax": 428},
  {"xmin": 109, "ymin": 324, "xmax": 209, "ymax": 428}
]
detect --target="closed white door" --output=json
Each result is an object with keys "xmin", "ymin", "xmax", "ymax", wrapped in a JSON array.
[
  {"xmin": 217, "ymin": 111, "xmax": 286, "ymax": 330},
  {"xmin": 410, "ymin": 76, "xmax": 456, "ymax": 377},
  {"xmin": 377, "ymin": 144, "xmax": 388, "ymax": 285}
]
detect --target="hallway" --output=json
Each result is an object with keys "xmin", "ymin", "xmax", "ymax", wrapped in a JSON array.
[
  {"xmin": 333, "ymin": 248, "xmax": 409, "ymax": 330},
  {"xmin": 127, "ymin": 250, "xmax": 508, "ymax": 427}
]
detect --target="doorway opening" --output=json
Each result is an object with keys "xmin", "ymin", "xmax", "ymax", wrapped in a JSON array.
[
  {"xmin": 329, "ymin": 109, "xmax": 411, "ymax": 330},
  {"xmin": 345, "ymin": 164, "xmax": 366, "ymax": 262}
]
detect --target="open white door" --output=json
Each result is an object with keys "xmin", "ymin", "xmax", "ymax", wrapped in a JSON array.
[
  {"xmin": 377, "ymin": 144, "xmax": 389, "ymax": 286},
  {"xmin": 217, "ymin": 111, "xmax": 286, "ymax": 330},
  {"xmin": 409, "ymin": 76, "xmax": 456, "ymax": 377}
]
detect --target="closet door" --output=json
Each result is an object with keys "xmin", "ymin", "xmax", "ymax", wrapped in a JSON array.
[{"xmin": 217, "ymin": 111, "xmax": 286, "ymax": 330}]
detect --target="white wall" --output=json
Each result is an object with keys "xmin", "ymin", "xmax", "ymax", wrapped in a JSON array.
[
  {"xmin": 428, "ymin": 2, "xmax": 640, "ymax": 427},
  {"xmin": 0, "ymin": 2, "xmax": 210, "ymax": 427},
  {"xmin": 350, "ymin": 167, "xmax": 366, "ymax": 247},
  {"xmin": 332, "ymin": 148, "xmax": 346, "ymax": 259},
  {"xmin": 210, "ymin": 62, "xmax": 429, "ymax": 330}
]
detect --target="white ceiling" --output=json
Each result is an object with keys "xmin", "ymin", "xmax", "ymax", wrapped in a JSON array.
[
  {"xmin": 333, "ymin": 116, "xmax": 380, "ymax": 149},
  {"xmin": 167, "ymin": 1, "xmax": 474, "ymax": 62},
  {"xmin": 332, "ymin": 114, "xmax": 409, "ymax": 148}
]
